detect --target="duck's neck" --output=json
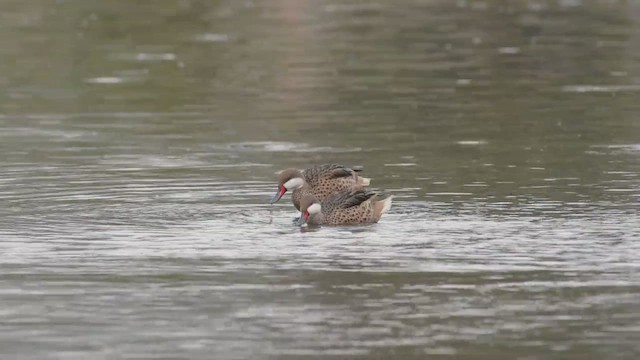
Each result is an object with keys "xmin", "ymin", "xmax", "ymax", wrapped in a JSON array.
[{"xmin": 291, "ymin": 183, "xmax": 311, "ymax": 210}]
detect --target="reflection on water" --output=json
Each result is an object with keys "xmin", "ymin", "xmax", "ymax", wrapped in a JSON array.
[{"xmin": 1, "ymin": 0, "xmax": 640, "ymax": 359}]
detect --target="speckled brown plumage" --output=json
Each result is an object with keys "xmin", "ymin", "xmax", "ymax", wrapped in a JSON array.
[
  {"xmin": 275, "ymin": 164, "xmax": 370, "ymax": 210},
  {"xmin": 299, "ymin": 190, "xmax": 392, "ymax": 226}
]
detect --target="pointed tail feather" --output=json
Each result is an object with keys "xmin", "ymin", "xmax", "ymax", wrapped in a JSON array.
[
  {"xmin": 358, "ymin": 176, "xmax": 371, "ymax": 187},
  {"xmin": 373, "ymin": 196, "xmax": 393, "ymax": 221}
]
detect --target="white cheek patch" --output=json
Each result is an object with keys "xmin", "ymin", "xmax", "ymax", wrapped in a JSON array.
[
  {"xmin": 307, "ymin": 203, "xmax": 321, "ymax": 214},
  {"xmin": 283, "ymin": 177, "xmax": 304, "ymax": 190}
]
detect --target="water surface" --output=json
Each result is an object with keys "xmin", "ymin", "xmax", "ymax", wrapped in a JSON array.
[{"xmin": 1, "ymin": 0, "xmax": 640, "ymax": 359}]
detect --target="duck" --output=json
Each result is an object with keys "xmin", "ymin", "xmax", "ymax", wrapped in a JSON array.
[
  {"xmin": 297, "ymin": 189, "xmax": 392, "ymax": 226},
  {"xmin": 270, "ymin": 164, "xmax": 370, "ymax": 210}
]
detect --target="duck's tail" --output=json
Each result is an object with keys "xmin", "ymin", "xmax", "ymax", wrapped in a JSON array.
[
  {"xmin": 358, "ymin": 176, "xmax": 371, "ymax": 187},
  {"xmin": 373, "ymin": 195, "xmax": 393, "ymax": 221}
]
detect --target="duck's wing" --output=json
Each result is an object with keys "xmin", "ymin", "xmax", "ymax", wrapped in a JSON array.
[
  {"xmin": 339, "ymin": 189, "xmax": 377, "ymax": 209},
  {"xmin": 330, "ymin": 166, "xmax": 357, "ymax": 179},
  {"xmin": 304, "ymin": 164, "xmax": 358, "ymax": 180}
]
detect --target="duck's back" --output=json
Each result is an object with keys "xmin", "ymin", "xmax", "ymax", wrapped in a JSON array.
[
  {"xmin": 304, "ymin": 164, "xmax": 360, "ymax": 196},
  {"xmin": 322, "ymin": 189, "xmax": 377, "ymax": 225},
  {"xmin": 292, "ymin": 164, "xmax": 364, "ymax": 210}
]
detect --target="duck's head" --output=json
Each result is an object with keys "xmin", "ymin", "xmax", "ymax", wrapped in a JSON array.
[
  {"xmin": 270, "ymin": 168, "xmax": 305, "ymax": 204},
  {"xmin": 297, "ymin": 194, "xmax": 322, "ymax": 226}
]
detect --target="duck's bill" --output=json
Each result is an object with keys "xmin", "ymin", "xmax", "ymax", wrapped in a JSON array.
[
  {"xmin": 270, "ymin": 186, "xmax": 286, "ymax": 204},
  {"xmin": 296, "ymin": 214, "xmax": 307, "ymax": 226}
]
